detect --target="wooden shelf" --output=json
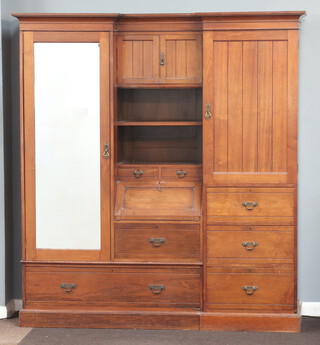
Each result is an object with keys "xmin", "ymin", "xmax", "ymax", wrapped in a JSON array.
[
  {"xmin": 115, "ymin": 121, "xmax": 202, "ymax": 126},
  {"xmin": 117, "ymin": 161, "xmax": 202, "ymax": 166},
  {"xmin": 117, "ymin": 84, "xmax": 202, "ymax": 89}
]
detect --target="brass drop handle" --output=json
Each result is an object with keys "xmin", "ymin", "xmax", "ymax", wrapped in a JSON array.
[
  {"xmin": 133, "ymin": 169, "xmax": 144, "ymax": 178},
  {"xmin": 242, "ymin": 201, "xmax": 259, "ymax": 210},
  {"xmin": 149, "ymin": 285, "xmax": 165, "ymax": 294},
  {"xmin": 149, "ymin": 238, "xmax": 166, "ymax": 247},
  {"xmin": 60, "ymin": 283, "xmax": 77, "ymax": 293},
  {"xmin": 103, "ymin": 143, "xmax": 110, "ymax": 158},
  {"xmin": 242, "ymin": 241, "xmax": 259, "ymax": 251},
  {"xmin": 204, "ymin": 103, "xmax": 212, "ymax": 119},
  {"xmin": 242, "ymin": 286, "xmax": 259, "ymax": 295},
  {"xmin": 176, "ymin": 170, "xmax": 188, "ymax": 178},
  {"xmin": 160, "ymin": 52, "xmax": 165, "ymax": 65}
]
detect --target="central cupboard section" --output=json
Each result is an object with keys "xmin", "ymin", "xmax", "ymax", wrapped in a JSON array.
[{"xmin": 114, "ymin": 32, "xmax": 203, "ymax": 269}]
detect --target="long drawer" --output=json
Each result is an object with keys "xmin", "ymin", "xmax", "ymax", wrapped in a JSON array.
[
  {"xmin": 24, "ymin": 265, "xmax": 201, "ymax": 309},
  {"xmin": 206, "ymin": 267, "xmax": 295, "ymax": 312},
  {"xmin": 207, "ymin": 225, "xmax": 294, "ymax": 266},
  {"xmin": 207, "ymin": 187, "xmax": 295, "ymax": 225},
  {"xmin": 114, "ymin": 223, "xmax": 201, "ymax": 262}
]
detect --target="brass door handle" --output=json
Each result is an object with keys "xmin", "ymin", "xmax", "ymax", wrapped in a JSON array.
[
  {"xmin": 242, "ymin": 241, "xmax": 259, "ymax": 251},
  {"xmin": 160, "ymin": 52, "xmax": 165, "ymax": 65},
  {"xmin": 242, "ymin": 286, "xmax": 259, "ymax": 295},
  {"xmin": 60, "ymin": 283, "xmax": 77, "ymax": 293},
  {"xmin": 103, "ymin": 143, "xmax": 110, "ymax": 158},
  {"xmin": 242, "ymin": 201, "xmax": 259, "ymax": 210},
  {"xmin": 133, "ymin": 169, "xmax": 144, "ymax": 178},
  {"xmin": 149, "ymin": 285, "xmax": 165, "ymax": 294},
  {"xmin": 149, "ymin": 238, "xmax": 166, "ymax": 247},
  {"xmin": 176, "ymin": 170, "xmax": 188, "ymax": 178},
  {"xmin": 204, "ymin": 103, "xmax": 212, "ymax": 119}
]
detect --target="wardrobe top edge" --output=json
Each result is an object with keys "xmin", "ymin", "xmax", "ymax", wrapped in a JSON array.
[{"xmin": 12, "ymin": 11, "xmax": 306, "ymax": 20}]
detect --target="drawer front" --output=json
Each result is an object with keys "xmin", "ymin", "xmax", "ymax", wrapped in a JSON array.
[
  {"xmin": 25, "ymin": 266, "xmax": 201, "ymax": 309},
  {"xmin": 207, "ymin": 268, "xmax": 295, "ymax": 311},
  {"xmin": 117, "ymin": 167, "xmax": 159, "ymax": 180},
  {"xmin": 161, "ymin": 167, "xmax": 201, "ymax": 181},
  {"xmin": 207, "ymin": 187, "xmax": 295, "ymax": 225},
  {"xmin": 207, "ymin": 226, "xmax": 294, "ymax": 261},
  {"xmin": 114, "ymin": 223, "xmax": 200, "ymax": 262}
]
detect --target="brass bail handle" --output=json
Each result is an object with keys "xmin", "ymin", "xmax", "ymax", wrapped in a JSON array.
[
  {"xmin": 176, "ymin": 170, "xmax": 188, "ymax": 178},
  {"xmin": 242, "ymin": 201, "xmax": 259, "ymax": 210},
  {"xmin": 103, "ymin": 143, "xmax": 110, "ymax": 158},
  {"xmin": 149, "ymin": 238, "xmax": 166, "ymax": 247},
  {"xmin": 242, "ymin": 241, "xmax": 259, "ymax": 251},
  {"xmin": 204, "ymin": 103, "xmax": 212, "ymax": 119},
  {"xmin": 133, "ymin": 169, "xmax": 144, "ymax": 178},
  {"xmin": 242, "ymin": 286, "xmax": 259, "ymax": 295},
  {"xmin": 60, "ymin": 283, "xmax": 77, "ymax": 293},
  {"xmin": 149, "ymin": 285, "xmax": 165, "ymax": 294}
]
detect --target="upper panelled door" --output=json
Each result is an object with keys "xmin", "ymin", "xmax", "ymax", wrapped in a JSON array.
[
  {"xmin": 117, "ymin": 35, "xmax": 160, "ymax": 84},
  {"xmin": 23, "ymin": 31, "xmax": 111, "ymax": 261},
  {"xmin": 160, "ymin": 34, "xmax": 202, "ymax": 84},
  {"xmin": 203, "ymin": 30, "xmax": 298, "ymax": 185}
]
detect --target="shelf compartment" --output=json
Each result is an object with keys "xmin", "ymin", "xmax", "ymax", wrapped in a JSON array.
[
  {"xmin": 117, "ymin": 88, "xmax": 202, "ymax": 122},
  {"xmin": 117, "ymin": 126, "xmax": 202, "ymax": 164}
]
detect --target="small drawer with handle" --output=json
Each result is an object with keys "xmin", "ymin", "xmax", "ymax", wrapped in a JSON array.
[
  {"xmin": 117, "ymin": 166, "xmax": 159, "ymax": 180},
  {"xmin": 114, "ymin": 223, "xmax": 200, "ymax": 262},
  {"xmin": 207, "ymin": 187, "xmax": 295, "ymax": 225},
  {"xmin": 206, "ymin": 267, "xmax": 295, "ymax": 312},
  {"xmin": 206, "ymin": 225, "xmax": 294, "ymax": 266},
  {"xmin": 161, "ymin": 167, "xmax": 201, "ymax": 181}
]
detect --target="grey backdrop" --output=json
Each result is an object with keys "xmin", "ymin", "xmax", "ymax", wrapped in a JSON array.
[{"xmin": 1, "ymin": 0, "xmax": 319, "ymax": 305}]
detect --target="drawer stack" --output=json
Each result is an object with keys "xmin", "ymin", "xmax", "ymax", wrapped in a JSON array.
[{"xmin": 205, "ymin": 187, "xmax": 296, "ymax": 312}]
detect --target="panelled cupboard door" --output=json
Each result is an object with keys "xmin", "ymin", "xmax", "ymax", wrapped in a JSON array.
[
  {"xmin": 117, "ymin": 35, "xmax": 160, "ymax": 84},
  {"xmin": 203, "ymin": 30, "xmax": 298, "ymax": 185},
  {"xmin": 117, "ymin": 33, "xmax": 202, "ymax": 85},
  {"xmin": 22, "ymin": 31, "xmax": 111, "ymax": 261},
  {"xmin": 160, "ymin": 34, "xmax": 202, "ymax": 84}
]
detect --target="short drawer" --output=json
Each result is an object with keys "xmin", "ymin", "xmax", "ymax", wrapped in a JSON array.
[
  {"xmin": 207, "ymin": 226, "xmax": 294, "ymax": 266},
  {"xmin": 114, "ymin": 223, "xmax": 200, "ymax": 262},
  {"xmin": 25, "ymin": 265, "xmax": 201, "ymax": 309},
  {"xmin": 206, "ymin": 267, "xmax": 295, "ymax": 312},
  {"xmin": 207, "ymin": 187, "xmax": 295, "ymax": 225},
  {"xmin": 117, "ymin": 166, "xmax": 159, "ymax": 180},
  {"xmin": 161, "ymin": 167, "xmax": 201, "ymax": 181}
]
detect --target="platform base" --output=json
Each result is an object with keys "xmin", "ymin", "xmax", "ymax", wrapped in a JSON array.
[{"xmin": 20, "ymin": 309, "xmax": 301, "ymax": 332}]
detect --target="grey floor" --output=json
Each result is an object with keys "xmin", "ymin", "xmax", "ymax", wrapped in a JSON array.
[
  {"xmin": 1, "ymin": 316, "xmax": 319, "ymax": 345},
  {"xmin": 0, "ymin": 317, "xmax": 31, "ymax": 345}
]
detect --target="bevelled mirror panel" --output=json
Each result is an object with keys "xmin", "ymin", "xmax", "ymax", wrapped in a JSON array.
[{"xmin": 34, "ymin": 43, "xmax": 101, "ymax": 250}]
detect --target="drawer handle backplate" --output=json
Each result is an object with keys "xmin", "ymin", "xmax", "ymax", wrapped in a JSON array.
[
  {"xmin": 60, "ymin": 283, "xmax": 77, "ymax": 293},
  {"xmin": 242, "ymin": 201, "xmax": 259, "ymax": 210},
  {"xmin": 176, "ymin": 170, "xmax": 188, "ymax": 178},
  {"xmin": 149, "ymin": 284, "xmax": 165, "ymax": 294},
  {"xmin": 242, "ymin": 241, "xmax": 259, "ymax": 251},
  {"xmin": 149, "ymin": 238, "xmax": 166, "ymax": 247},
  {"xmin": 133, "ymin": 169, "xmax": 144, "ymax": 178},
  {"xmin": 242, "ymin": 285, "xmax": 259, "ymax": 295}
]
